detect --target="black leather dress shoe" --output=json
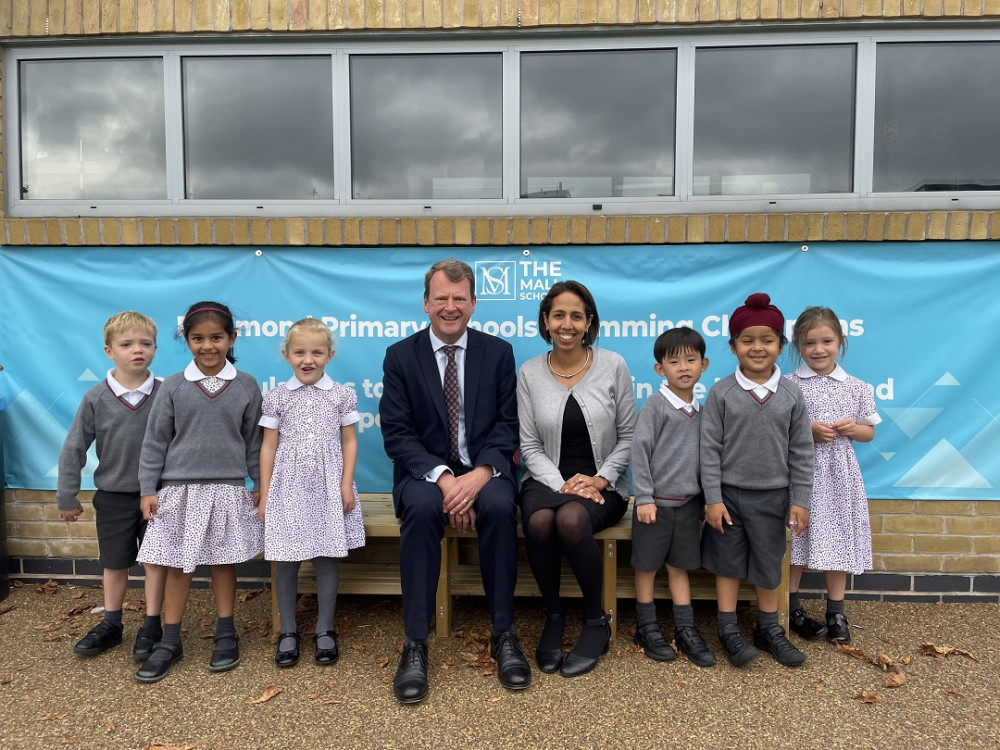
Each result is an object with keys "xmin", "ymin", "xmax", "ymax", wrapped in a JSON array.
[
  {"xmin": 826, "ymin": 612, "xmax": 851, "ymax": 644},
  {"xmin": 73, "ymin": 620, "xmax": 123, "ymax": 656},
  {"xmin": 135, "ymin": 642, "xmax": 184, "ymax": 683},
  {"xmin": 633, "ymin": 622, "xmax": 676, "ymax": 662},
  {"xmin": 132, "ymin": 622, "xmax": 163, "ymax": 662},
  {"xmin": 393, "ymin": 639, "xmax": 429, "ymax": 704},
  {"xmin": 209, "ymin": 634, "xmax": 240, "ymax": 672},
  {"xmin": 491, "ymin": 631, "xmax": 532, "ymax": 690},
  {"xmin": 274, "ymin": 632, "xmax": 301, "ymax": 668},
  {"xmin": 560, "ymin": 616, "xmax": 611, "ymax": 678},
  {"xmin": 789, "ymin": 607, "xmax": 828, "ymax": 640},
  {"xmin": 314, "ymin": 631, "xmax": 339, "ymax": 666}
]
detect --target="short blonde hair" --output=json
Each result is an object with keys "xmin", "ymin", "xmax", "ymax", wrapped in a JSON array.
[
  {"xmin": 283, "ymin": 317, "xmax": 335, "ymax": 351},
  {"xmin": 104, "ymin": 311, "xmax": 157, "ymax": 346}
]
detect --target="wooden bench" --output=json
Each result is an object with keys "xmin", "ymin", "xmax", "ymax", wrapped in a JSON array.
[{"xmin": 271, "ymin": 494, "xmax": 790, "ymax": 641}]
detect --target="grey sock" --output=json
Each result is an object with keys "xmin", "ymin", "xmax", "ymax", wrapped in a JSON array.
[
  {"xmin": 215, "ymin": 615, "xmax": 236, "ymax": 650},
  {"xmin": 673, "ymin": 604, "xmax": 694, "ymax": 630},
  {"xmin": 636, "ymin": 600, "xmax": 657, "ymax": 628},
  {"xmin": 275, "ymin": 561, "xmax": 301, "ymax": 635},
  {"xmin": 826, "ymin": 598, "xmax": 845, "ymax": 615},
  {"xmin": 104, "ymin": 609, "xmax": 123, "ymax": 628},
  {"xmin": 145, "ymin": 622, "xmax": 181, "ymax": 664},
  {"xmin": 143, "ymin": 614, "xmax": 161, "ymax": 630},
  {"xmin": 757, "ymin": 609, "xmax": 779, "ymax": 628},
  {"xmin": 789, "ymin": 592, "xmax": 803, "ymax": 611},
  {"xmin": 313, "ymin": 557, "xmax": 340, "ymax": 650},
  {"xmin": 718, "ymin": 610, "xmax": 738, "ymax": 632}
]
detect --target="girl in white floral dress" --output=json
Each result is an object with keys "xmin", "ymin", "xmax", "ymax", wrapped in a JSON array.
[
  {"xmin": 785, "ymin": 306, "xmax": 881, "ymax": 646},
  {"xmin": 259, "ymin": 318, "xmax": 365, "ymax": 668}
]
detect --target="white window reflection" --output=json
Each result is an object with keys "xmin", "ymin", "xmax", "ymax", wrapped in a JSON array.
[
  {"xmin": 520, "ymin": 50, "xmax": 676, "ymax": 199},
  {"xmin": 874, "ymin": 43, "xmax": 1000, "ymax": 193},
  {"xmin": 183, "ymin": 57, "xmax": 334, "ymax": 200},
  {"xmin": 693, "ymin": 45, "xmax": 855, "ymax": 196},
  {"xmin": 20, "ymin": 58, "xmax": 166, "ymax": 200},
  {"xmin": 350, "ymin": 54, "xmax": 502, "ymax": 200}
]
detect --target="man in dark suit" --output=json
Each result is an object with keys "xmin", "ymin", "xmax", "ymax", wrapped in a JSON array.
[{"xmin": 380, "ymin": 258, "xmax": 530, "ymax": 704}]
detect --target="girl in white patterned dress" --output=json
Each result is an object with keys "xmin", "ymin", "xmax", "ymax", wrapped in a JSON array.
[
  {"xmin": 135, "ymin": 301, "xmax": 265, "ymax": 683},
  {"xmin": 258, "ymin": 318, "xmax": 365, "ymax": 668},
  {"xmin": 785, "ymin": 306, "xmax": 881, "ymax": 646}
]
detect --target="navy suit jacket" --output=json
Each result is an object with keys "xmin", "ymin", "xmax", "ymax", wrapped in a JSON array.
[{"xmin": 380, "ymin": 327, "xmax": 519, "ymax": 515}]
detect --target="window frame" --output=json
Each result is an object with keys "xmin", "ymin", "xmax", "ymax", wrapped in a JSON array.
[{"xmin": 6, "ymin": 28, "xmax": 1000, "ymax": 219}]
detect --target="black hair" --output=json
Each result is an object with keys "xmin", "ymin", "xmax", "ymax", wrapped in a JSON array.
[
  {"xmin": 180, "ymin": 300, "xmax": 238, "ymax": 363},
  {"xmin": 653, "ymin": 326, "xmax": 706, "ymax": 361},
  {"xmin": 537, "ymin": 280, "xmax": 601, "ymax": 346}
]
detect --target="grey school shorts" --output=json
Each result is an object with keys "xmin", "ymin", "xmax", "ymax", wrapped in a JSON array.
[
  {"xmin": 93, "ymin": 489, "xmax": 147, "ymax": 570},
  {"xmin": 700, "ymin": 484, "xmax": 789, "ymax": 590},
  {"xmin": 630, "ymin": 496, "xmax": 702, "ymax": 572}
]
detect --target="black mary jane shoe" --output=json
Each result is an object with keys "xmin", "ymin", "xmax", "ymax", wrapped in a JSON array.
[
  {"xmin": 559, "ymin": 616, "xmax": 611, "ymax": 679},
  {"xmin": 314, "ymin": 631, "xmax": 339, "ymax": 666},
  {"xmin": 134, "ymin": 642, "xmax": 184, "ymax": 684},
  {"xmin": 535, "ymin": 612, "xmax": 566, "ymax": 674},
  {"xmin": 209, "ymin": 634, "xmax": 241, "ymax": 673},
  {"xmin": 274, "ymin": 632, "xmax": 301, "ymax": 668}
]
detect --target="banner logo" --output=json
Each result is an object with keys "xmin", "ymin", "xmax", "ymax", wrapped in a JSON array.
[{"xmin": 476, "ymin": 261, "xmax": 517, "ymax": 301}]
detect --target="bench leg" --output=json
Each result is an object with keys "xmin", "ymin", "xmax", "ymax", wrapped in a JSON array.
[
  {"xmin": 777, "ymin": 533, "xmax": 791, "ymax": 630},
  {"xmin": 435, "ymin": 537, "xmax": 455, "ymax": 638},
  {"xmin": 602, "ymin": 539, "xmax": 618, "ymax": 642}
]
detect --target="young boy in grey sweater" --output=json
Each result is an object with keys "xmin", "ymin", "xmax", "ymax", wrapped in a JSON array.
[
  {"xmin": 630, "ymin": 327, "xmax": 715, "ymax": 667},
  {"xmin": 57, "ymin": 311, "xmax": 167, "ymax": 660},
  {"xmin": 700, "ymin": 293, "xmax": 813, "ymax": 667}
]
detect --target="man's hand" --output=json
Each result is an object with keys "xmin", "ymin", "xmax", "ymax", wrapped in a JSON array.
[{"xmin": 440, "ymin": 466, "xmax": 491, "ymax": 518}]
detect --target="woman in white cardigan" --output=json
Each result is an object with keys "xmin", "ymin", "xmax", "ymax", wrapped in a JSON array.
[{"xmin": 517, "ymin": 280, "xmax": 637, "ymax": 678}]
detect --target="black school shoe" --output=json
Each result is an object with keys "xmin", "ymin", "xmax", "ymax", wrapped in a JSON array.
[
  {"xmin": 719, "ymin": 624, "xmax": 758, "ymax": 667},
  {"xmin": 314, "ymin": 631, "xmax": 339, "ymax": 666},
  {"xmin": 208, "ymin": 634, "xmax": 240, "ymax": 672},
  {"xmin": 674, "ymin": 626, "xmax": 716, "ymax": 667},
  {"xmin": 789, "ymin": 607, "xmax": 828, "ymax": 640},
  {"xmin": 134, "ymin": 642, "xmax": 184, "ymax": 683},
  {"xmin": 633, "ymin": 622, "xmax": 677, "ymax": 662},
  {"xmin": 275, "ymin": 632, "xmax": 301, "ymax": 668},
  {"xmin": 753, "ymin": 622, "xmax": 806, "ymax": 666},
  {"xmin": 73, "ymin": 620, "xmax": 123, "ymax": 656},
  {"xmin": 132, "ymin": 622, "xmax": 163, "ymax": 662},
  {"xmin": 826, "ymin": 613, "xmax": 851, "ymax": 644}
]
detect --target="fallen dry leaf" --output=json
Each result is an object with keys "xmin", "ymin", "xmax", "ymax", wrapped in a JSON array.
[
  {"xmin": 350, "ymin": 642, "xmax": 366, "ymax": 652},
  {"xmin": 878, "ymin": 636, "xmax": 898, "ymax": 646},
  {"xmin": 107, "ymin": 720, "xmax": 116, "ymax": 733},
  {"xmin": 902, "ymin": 654, "xmax": 912, "ymax": 666},
  {"xmin": 337, "ymin": 616, "xmax": 353, "ymax": 634},
  {"xmin": 836, "ymin": 643, "xmax": 872, "ymax": 663},
  {"xmin": 851, "ymin": 690, "xmax": 883, "ymax": 704},
  {"xmin": 141, "ymin": 743, "xmax": 199, "ymax": 750},
  {"xmin": 459, "ymin": 652, "xmax": 479, "ymax": 662},
  {"xmin": 943, "ymin": 690, "xmax": 964, "ymax": 699},
  {"xmin": 920, "ymin": 642, "xmax": 980, "ymax": 662},
  {"xmin": 0, "ymin": 604, "xmax": 17, "ymax": 616},
  {"xmin": 237, "ymin": 588, "xmax": 264, "ymax": 603},
  {"xmin": 35, "ymin": 580, "xmax": 59, "ymax": 595},
  {"xmin": 813, "ymin": 680, "xmax": 824, "ymax": 692},
  {"xmin": 247, "ymin": 685, "xmax": 283, "ymax": 705},
  {"xmin": 376, "ymin": 655, "xmax": 390, "ymax": 668},
  {"xmin": 33, "ymin": 623, "xmax": 61, "ymax": 632},
  {"xmin": 308, "ymin": 692, "xmax": 321, "ymax": 700},
  {"xmin": 322, "ymin": 699, "xmax": 343, "ymax": 705},
  {"xmin": 1, "ymin": 674, "xmax": 14, "ymax": 685},
  {"xmin": 883, "ymin": 669, "xmax": 907, "ymax": 688},
  {"xmin": 71, "ymin": 591, "xmax": 86, "ymax": 600},
  {"xmin": 875, "ymin": 652, "xmax": 895, "ymax": 669},
  {"xmin": 486, "ymin": 694, "xmax": 502, "ymax": 702}
]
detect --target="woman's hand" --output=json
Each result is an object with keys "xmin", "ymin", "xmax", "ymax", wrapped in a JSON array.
[{"xmin": 559, "ymin": 473, "xmax": 608, "ymax": 504}]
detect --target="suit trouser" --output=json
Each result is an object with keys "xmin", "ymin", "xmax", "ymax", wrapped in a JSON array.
[{"xmin": 398, "ymin": 475, "xmax": 518, "ymax": 640}]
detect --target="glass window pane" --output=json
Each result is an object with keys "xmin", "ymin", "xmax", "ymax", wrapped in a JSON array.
[
  {"xmin": 520, "ymin": 50, "xmax": 676, "ymax": 199},
  {"xmin": 19, "ymin": 58, "xmax": 166, "ymax": 200},
  {"xmin": 183, "ymin": 56, "xmax": 334, "ymax": 200},
  {"xmin": 874, "ymin": 43, "xmax": 1000, "ymax": 192},
  {"xmin": 350, "ymin": 54, "xmax": 502, "ymax": 200},
  {"xmin": 693, "ymin": 45, "xmax": 855, "ymax": 195}
]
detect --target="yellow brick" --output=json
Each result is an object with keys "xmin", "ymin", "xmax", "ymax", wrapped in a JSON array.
[
  {"xmin": 883, "ymin": 0, "xmax": 902, "ymax": 16},
  {"xmin": 801, "ymin": 0, "xmax": 822, "ymax": 16},
  {"xmin": 121, "ymin": 218, "xmax": 139, "ymax": 245},
  {"xmin": 82, "ymin": 218, "xmax": 102, "ymax": 245},
  {"xmin": 679, "ymin": 0, "xmax": 699, "ymax": 22},
  {"xmin": 454, "ymin": 218, "xmax": 473, "ymax": 245},
  {"xmin": 471, "ymin": 0, "xmax": 491, "ymax": 27},
  {"xmin": 425, "ymin": 0, "xmax": 443, "ymax": 26},
  {"xmin": 175, "ymin": 0, "xmax": 193, "ymax": 32},
  {"xmin": 765, "ymin": 217, "xmax": 784, "ymax": 242},
  {"xmin": 869, "ymin": 499, "xmax": 911, "ymax": 515},
  {"xmin": 863, "ymin": 0, "xmax": 882, "ymax": 16},
  {"xmin": 229, "ymin": 0, "xmax": 249, "ymax": 30},
  {"xmin": 746, "ymin": 214, "xmax": 766, "ymax": 242},
  {"xmin": 976, "ymin": 501, "xmax": 1000, "ymax": 515},
  {"xmin": 702, "ymin": 0, "xmax": 720, "ymax": 19},
  {"xmin": 11, "ymin": 489, "xmax": 59, "ymax": 504},
  {"xmin": 287, "ymin": 218, "xmax": 306, "ymax": 246},
  {"xmin": 158, "ymin": 219, "xmax": 177, "ymax": 243},
  {"xmin": 232, "ymin": 219, "xmax": 251, "ymax": 245},
  {"xmin": 845, "ymin": 213, "xmax": 865, "ymax": 241},
  {"xmin": 26, "ymin": 219, "xmax": 44, "ymax": 244},
  {"xmin": 927, "ymin": 211, "xmax": 948, "ymax": 239},
  {"xmin": 882, "ymin": 515, "xmax": 944, "ymax": 534},
  {"xmin": 329, "ymin": 0, "xmax": 347, "ymax": 28},
  {"xmin": 138, "ymin": 0, "xmax": 157, "ymax": 32},
  {"xmin": 660, "ymin": 0, "xmax": 678, "ymax": 21},
  {"xmin": 267, "ymin": 218, "xmax": 287, "ymax": 244},
  {"xmin": 874, "ymin": 554, "xmax": 943, "ymax": 573},
  {"xmin": 739, "ymin": 0, "xmax": 758, "ymax": 19},
  {"xmin": 727, "ymin": 214, "xmax": 748, "ymax": 242},
  {"xmin": 885, "ymin": 212, "xmax": 907, "ymax": 240},
  {"xmin": 65, "ymin": 220, "xmax": 85, "ymax": 245},
  {"xmin": 343, "ymin": 218, "xmax": 362, "ymax": 245},
  {"xmin": 271, "ymin": 0, "xmax": 290, "ymax": 30},
  {"xmin": 44, "ymin": 219, "xmax": 63, "ymax": 244},
  {"xmin": 6, "ymin": 219, "xmax": 23, "ymax": 245},
  {"xmin": 324, "ymin": 219, "xmax": 343, "ymax": 246},
  {"xmin": 780, "ymin": 0, "xmax": 798, "ymax": 18},
  {"xmin": 81, "ymin": 0, "xmax": 99, "ymax": 34},
  {"xmin": 973, "ymin": 536, "xmax": 1000, "ymax": 554},
  {"xmin": 156, "ymin": 0, "xmax": 174, "ymax": 30},
  {"xmin": 399, "ymin": 218, "xmax": 417, "ymax": 245},
  {"xmin": 991, "ymin": 214, "xmax": 1000, "ymax": 240},
  {"xmin": 824, "ymin": 213, "xmax": 844, "ymax": 241},
  {"xmin": 195, "ymin": 218, "xmax": 213, "ymax": 245},
  {"xmin": 914, "ymin": 501, "xmax": 974, "ymax": 515},
  {"xmin": 69, "ymin": 521, "xmax": 99, "ymax": 539},
  {"xmin": 49, "ymin": 0, "xmax": 68, "ymax": 34},
  {"xmin": 864, "ymin": 212, "xmax": 886, "ymax": 241},
  {"xmin": 687, "ymin": 215, "xmax": 707, "ymax": 243},
  {"xmin": 912, "ymin": 536, "xmax": 973, "ymax": 554},
  {"xmin": 569, "ymin": 217, "xmax": 588, "ymax": 244},
  {"xmin": 549, "ymin": 218, "xmax": 569, "ymax": 245},
  {"xmin": 942, "ymin": 556, "xmax": 1000, "ymax": 573},
  {"xmin": 588, "ymin": 217, "xmax": 607, "ymax": 244},
  {"xmin": 7, "ymin": 539, "xmax": 47, "ymax": 557},
  {"xmin": 843, "ymin": 0, "xmax": 863, "ymax": 16},
  {"xmin": 4, "ymin": 504, "xmax": 44, "ymax": 521},
  {"xmin": 16, "ymin": 521, "xmax": 72, "ymax": 539},
  {"xmin": 512, "ymin": 218, "xmax": 531, "ymax": 245},
  {"xmin": 436, "ymin": 219, "xmax": 454, "ymax": 246},
  {"xmin": 786, "ymin": 214, "xmax": 806, "ymax": 242},
  {"xmin": 491, "ymin": 218, "xmax": 510, "ymax": 244},
  {"xmin": 29, "ymin": 0, "xmax": 48, "ymax": 34},
  {"xmin": 104, "ymin": 220, "xmax": 124, "ymax": 245},
  {"xmin": 214, "ymin": 219, "xmax": 234, "ymax": 245},
  {"xmin": 442, "ymin": 0, "xmax": 460, "ymax": 27},
  {"xmin": 970, "ymin": 212, "xmax": 989, "ymax": 240},
  {"xmin": 138, "ymin": 218, "xmax": 157, "ymax": 244},
  {"xmin": 250, "ymin": 218, "xmax": 268, "ymax": 245},
  {"xmin": 384, "ymin": 0, "xmax": 404, "ymax": 27},
  {"xmin": 903, "ymin": 0, "xmax": 922, "ymax": 13},
  {"xmin": 638, "ymin": 0, "xmax": 658, "ymax": 22},
  {"xmin": 805, "ymin": 213, "xmax": 825, "ymax": 241},
  {"xmin": 540, "ymin": 0, "xmax": 558, "ymax": 24},
  {"xmin": 194, "ymin": 0, "xmax": 213, "ymax": 30},
  {"xmin": 760, "ymin": 0, "xmax": 779, "ymax": 18},
  {"xmin": 870, "ymin": 534, "xmax": 912, "ymax": 553},
  {"xmin": 251, "ymin": 0, "xmax": 270, "ymax": 30},
  {"xmin": 947, "ymin": 211, "xmax": 970, "ymax": 239},
  {"xmin": 947, "ymin": 516, "xmax": 1000, "ymax": 535},
  {"xmin": 49, "ymin": 539, "xmax": 100, "ymax": 558},
  {"xmin": 607, "ymin": 217, "xmax": 626, "ymax": 244},
  {"xmin": 622, "ymin": 216, "xmax": 642, "ymax": 244},
  {"xmin": 418, "ymin": 218, "xmax": 436, "ymax": 246},
  {"xmin": 559, "ymin": 0, "xmax": 577, "ymax": 24},
  {"xmin": 942, "ymin": 0, "xmax": 962, "ymax": 14},
  {"xmin": 305, "ymin": 218, "xmax": 324, "ymax": 245},
  {"xmin": 602, "ymin": 0, "xmax": 623, "ymax": 23},
  {"xmin": 987, "ymin": 0, "xmax": 1000, "ymax": 13},
  {"xmin": 905, "ymin": 212, "xmax": 927, "ymax": 240},
  {"xmin": 501, "ymin": 0, "xmax": 520, "ymax": 26},
  {"xmin": 473, "ymin": 218, "xmax": 492, "ymax": 245},
  {"xmin": 177, "ymin": 218, "xmax": 196, "ymax": 245},
  {"xmin": 529, "ymin": 218, "xmax": 548, "ymax": 244},
  {"xmin": 666, "ymin": 216, "xmax": 684, "ymax": 244}
]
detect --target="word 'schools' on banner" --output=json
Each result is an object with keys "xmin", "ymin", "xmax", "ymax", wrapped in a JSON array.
[{"xmin": 1, "ymin": 243, "xmax": 998, "ymax": 500}]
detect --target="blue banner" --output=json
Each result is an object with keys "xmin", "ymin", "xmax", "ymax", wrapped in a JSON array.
[{"xmin": 1, "ymin": 243, "xmax": 997, "ymax": 500}]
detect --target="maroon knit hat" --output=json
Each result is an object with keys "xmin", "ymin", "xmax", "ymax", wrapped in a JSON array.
[{"xmin": 729, "ymin": 293, "xmax": 784, "ymax": 336}]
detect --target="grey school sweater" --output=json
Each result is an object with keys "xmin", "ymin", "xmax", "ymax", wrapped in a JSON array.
[
  {"xmin": 700, "ymin": 373, "xmax": 814, "ymax": 509},
  {"xmin": 630, "ymin": 390, "xmax": 701, "ymax": 508},
  {"xmin": 56, "ymin": 380, "xmax": 161, "ymax": 510},
  {"xmin": 138, "ymin": 371, "xmax": 262, "ymax": 496}
]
